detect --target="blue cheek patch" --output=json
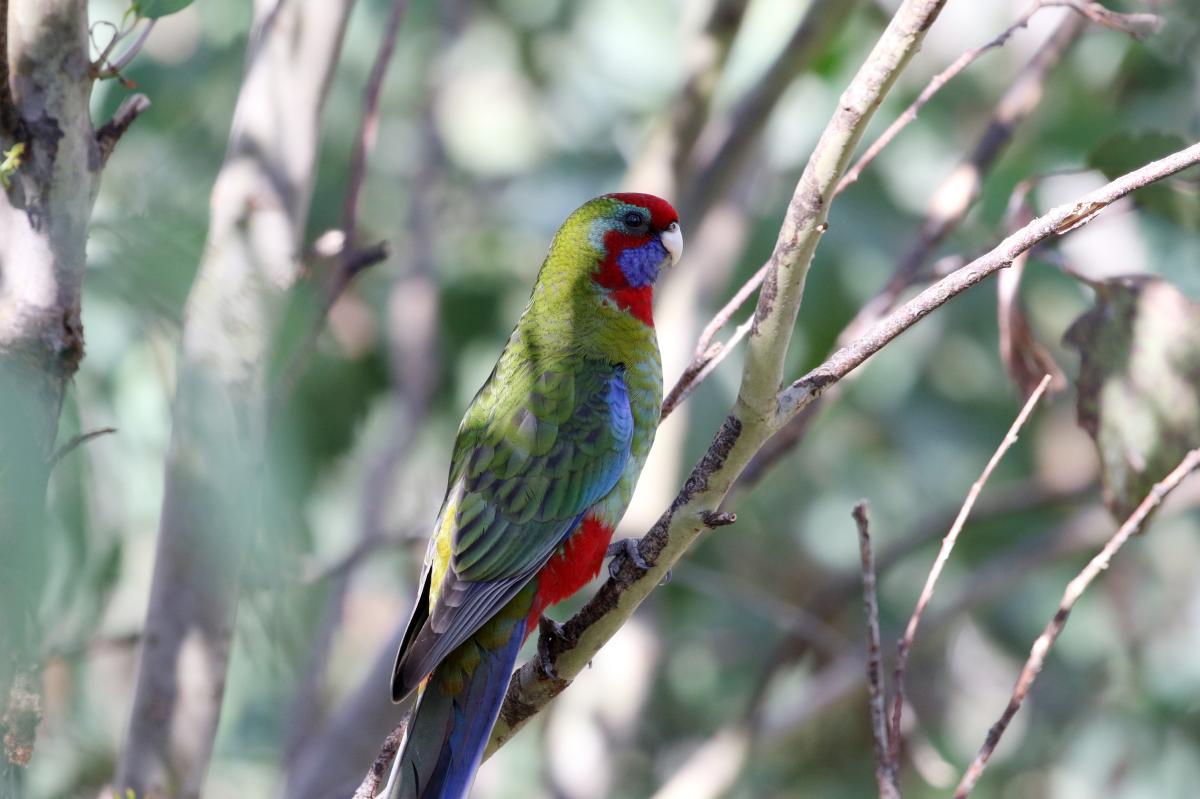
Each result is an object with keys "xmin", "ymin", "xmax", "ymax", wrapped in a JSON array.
[{"xmin": 617, "ymin": 238, "xmax": 667, "ymax": 288}]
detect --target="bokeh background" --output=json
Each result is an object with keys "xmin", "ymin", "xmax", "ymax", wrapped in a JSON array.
[{"xmin": 25, "ymin": 0, "xmax": 1200, "ymax": 797}]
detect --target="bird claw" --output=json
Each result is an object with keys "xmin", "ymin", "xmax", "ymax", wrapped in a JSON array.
[
  {"xmin": 607, "ymin": 537, "xmax": 652, "ymax": 576},
  {"xmin": 537, "ymin": 615, "xmax": 566, "ymax": 680}
]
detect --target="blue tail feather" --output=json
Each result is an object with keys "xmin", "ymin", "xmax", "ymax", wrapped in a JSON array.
[{"xmin": 385, "ymin": 620, "xmax": 525, "ymax": 799}]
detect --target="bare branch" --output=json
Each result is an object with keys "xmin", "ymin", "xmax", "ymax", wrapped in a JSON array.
[
  {"xmin": 1047, "ymin": 0, "xmax": 1163, "ymax": 40},
  {"xmin": 341, "ymin": 0, "xmax": 410, "ymax": 247},
  {"xmin": 665, "ymin": 0, "xmax": 862, "ymax": 355},
  {"xmin": 839, "ymin": 9, "xmax": 1088, "ymax": 343},
  {"xmin": 271, "ymin": 0, "xmax": 408, "ymax": 406},
  {"xmin": 954, "ymin": 448, "xmax": 1200, "ymax": 798},
  {"xmin": 47, "ymin": 426, "xmax": 117, "ymax": 469},
  {"xmin": 93, "ymin": 18, "xmax": 156, "ymax": 79},
  {"xmin": 95, "ymin": 92, "xmax": 150, "ymax": 166},
  {"xmin": 778, "ymin": 142, "xmax": 1200, "ymax": 421},
  {"xmin": 836, "ymin": 0, "xmax": 1054, "ymax": 196},
  {"xmin": 661, "ymin": 316, "xmax": 751, "ymax": 420},
  {"xmin": 651, "ymin": 485, "xmax": 1117, "ymax": 799},
  {"xmin": 996, "ymin": 182, "xmax": 1066, "ymax": 397},
  {"xmin": 887, "ymin": 374, "xmax": 1052, "ymax": 767},
  {"xmin": 692, "ymin": 2, "xmax": 1088, "ymax": 436},
  {"xmin": 853, "ymin": 502, "xmax": 899, "ymax": 799},
  {"xmin": 737, "ymin": 9, "xmax": 1090, "ymax": 487}
]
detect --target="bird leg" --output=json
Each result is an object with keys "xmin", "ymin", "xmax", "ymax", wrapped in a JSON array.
[
  {"xmin": 606, "ymin": 537, "xmax": 671, "ymax": 584},
  {"xmin": 537, "ymin": 615, "xmax": 568, "ymax": 680},
  {"xmin": 606, "ymin": 537, "xmax": 651, "ymax": 574}
]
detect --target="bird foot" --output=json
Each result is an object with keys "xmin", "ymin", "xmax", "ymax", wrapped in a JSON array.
[
  {"xmin": 607, "ymin": 537, "xmax": 652, "ymax": 577},
  {"xmin": 537, "ymin": 615, "xmax": 567, "ymax": 680}
]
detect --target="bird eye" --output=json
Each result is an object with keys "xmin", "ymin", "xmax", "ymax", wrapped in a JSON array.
[{"xmin": 623, "ymin": 211, "xmax": 646, "ymax": 228}]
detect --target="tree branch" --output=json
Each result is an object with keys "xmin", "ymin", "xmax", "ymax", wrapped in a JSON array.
[
  {"xmin": 47, "ymin": 426, "xmax": 116, "ymax": 469},
  {"xmin": 0, "ymin": 0, "xmax": 99, "ymax": 766},
  {"xmin": 352, "ymin": 720, "xmax": 408, "ymax": 799},
  {"xmin": 888, "ymin": 373, "xmax": 1051, "ymax": 770},
  {"xmin": 836, "ymin": 0, "xmax": 1057, "ymax": 196},
  {"xmin": 853, "ymin": 502, "xmax": 899, "ymax": 799},
  {"xmin": 340, "ymin": 0, "xmax": 408, "ymax": 247},
  {"xmin": 685, "ymin": 2, "xmax": 1095, "ymax": 418},
  {"xmin": 95, "ymin": 92, "xmax": 150, "ymax": 166},
  {"xmin": 778, "ymin": 141, "xmax": 1200, "ymax": 421},
  {"xmin": 840, "ymin": 9, "xmax": 1089, "ymax": 340},
  {"xmin": 954, "ymin": 448, "xmax": 1200, "ymax": 798},
  {"xmin": 738, "ymin": 8, "xmax": 1091, "ymax": 488},
  {"xmin": 270, "ymin": 0, "xmax": 407, "ymax": 407}
]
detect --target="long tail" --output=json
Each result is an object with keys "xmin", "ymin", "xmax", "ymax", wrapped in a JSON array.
[{"xmin": 384, "ymin": 619, "xmax": 525, "ymax": 799}]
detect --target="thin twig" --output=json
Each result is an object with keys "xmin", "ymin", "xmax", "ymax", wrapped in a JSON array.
[
  {"xmin": 341, "ymin": 0, "xmax": 410, "ymax": 246},
  {"xmin": 95, "ymin": 19, "xmax": 156, "ymax": 78},
  {"xmin": 660, "ymin": 0, "xmax": 855, "ymax": 414},
  {"xmin": 277, "ymin": 0, "xmax": 406, "ymax": 752},
  {"xmin": 779, "ymin": 142, "xmax": 1200, "ymax": 420},
  {"xmin": 853, "ymin": 502, "xmax": 899, "ymax": 799},
  {"xmin": 659, "ymin": 262, "xmax": 769, "ymax": 419},
  {"xmin": 95, "ymin": 93, "xmax": 151, "ymax": 166},
  {"xmin": 1045, "ymin": 0, "xmax": 1163, "ymax": 40},
  {"xmin": 726, "ymin": 7, "xmax": 1092, "ymax": 489},
  {"xmin": 669, "ymin": 0, "xmax": 1074, "ymax": 414},
  {"xmin": 954, "ymin": 448, "xmax": 1200, "ymax": 798},
  {"xmin": 271, "ymin": 0, "xmax": 409, "ymax": 406},
  {"xmin": 662, "ymin": 316, "xmax": 752, "ymax": 420},
  {"xmin": 671, "ymin": 0, "xmax": 1071, "ymax": 410},
  {"xmin": 47, "ymin": 427, "xmax": 117, "ymax": 469},
  {"xmin": 887, "ymin": 373, "xmax": 1051, "ymax": 765},
  {"xmin": 836, "ymin": 0, "xmax": 1051, "ymax": 196},
  {"xmin": 837, "ymin": 9, "xmax": 1088, "ymax": 345}
]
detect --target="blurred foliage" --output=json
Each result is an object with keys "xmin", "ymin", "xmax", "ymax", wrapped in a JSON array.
[
  {"xmin": 1065, "ymin": 276, "xmax": 1200, "ymax": 519},
  {"xmin": 17, "ymin": 0, "xmax": 1200, "ymax": 798}
]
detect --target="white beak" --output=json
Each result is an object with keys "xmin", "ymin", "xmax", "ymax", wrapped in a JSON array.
[{"xmin": 660, "ymin": 221, "xmax": 683, "ymax": 265}]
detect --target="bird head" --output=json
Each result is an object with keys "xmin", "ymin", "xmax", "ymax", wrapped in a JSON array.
[{"xmin": 543, "ymin": 192, "xmax": 681, "ymax": 327}]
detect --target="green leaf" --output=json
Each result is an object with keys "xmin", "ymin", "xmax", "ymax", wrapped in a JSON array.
[
  {"xmin": 1088, "ymin": 132, "xmax": 1200, "ymax": 231},
  {"xmin": 0, "ymin": 142, "xmax": 25, "ymax": 189},
  {"xmin": 1064, "ymin": 275, "xmax": 1200, "ymax": 519},
  {"xmin": 132, "ymin": 0, "xmax": 194, "ymax": 20}
]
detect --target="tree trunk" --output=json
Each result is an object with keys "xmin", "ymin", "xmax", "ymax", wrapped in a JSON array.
[
  {"xmin": 114, "ymin": 2, "xmax": 355, "ymax": 796},
  {"xmin": 0, "ymin": 0, "xmax": 98, "ymax": 782}
]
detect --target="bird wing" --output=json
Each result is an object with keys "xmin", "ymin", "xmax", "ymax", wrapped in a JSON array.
[{"xmin": 391, "ymin": 355, "xmax": 633, "ymax": 699}]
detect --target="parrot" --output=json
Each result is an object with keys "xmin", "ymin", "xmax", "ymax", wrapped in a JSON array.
[{"xmin": 381, "ymin": 193, "xmax": 683, "ymax": 799}]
